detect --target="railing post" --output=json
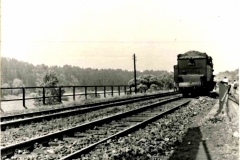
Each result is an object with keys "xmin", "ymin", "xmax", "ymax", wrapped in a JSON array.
[
  {"xmin": 43, "ymin": 87, "xmax": 46, "ymax": 105},
  {"xmin": 59, "ymin": 86, "xmax": 62, "ymax": 103},
  {"xmin": 85, "ymin": 86, "xmax": 87, "ymax": 99},
  {"xmin": 22, "ymin": 87, "xmax": 26, "ymax": 108},
  {"xmin": 118, "ymin": 86, "xmax": 120, "ymax": 96},
  {"xmin": 95, "ymin": 86, "xmax": 97, "ymax": 98},
  {"xmin": 104, "ymin": 86, "xmax": 106, "ymax": 98},
  {"xmin": 217, "ymin": 82, "xmax": 229, "ymax": 115},
  {"xmin": 124, "ymin": 86, "xmax": 126, "ymax": 95},
  {"xmin": 111, "ymin": 86, "xmax": 114, "ymax": 97},
  {"xmin": 73, "ymin": 86, "xmax": 75, "ymax": 101}
]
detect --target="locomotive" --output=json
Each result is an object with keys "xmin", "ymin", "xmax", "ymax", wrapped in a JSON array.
[{"xmin": 174, "ymin": 51, "xmax": 216, "ymax": 96}]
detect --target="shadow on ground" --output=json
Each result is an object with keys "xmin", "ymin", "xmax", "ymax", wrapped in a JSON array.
[
  {"xmin": 168, "ymin": 127, "xmax": 212, "ymax": 160},
  {"xmin": 209, "ymin": 91, "xmax": 219, "ymax": 99},
  {"xmin": 182, "ymin": 91, "xmax": 219, "ymax": 99}
]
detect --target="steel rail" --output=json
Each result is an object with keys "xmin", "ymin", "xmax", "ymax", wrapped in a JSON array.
[
  {"xmin": 1, "ymin": 92, "xmax": 178, "ymax": 122},
  {"xmin": 60, "ymin": 100, "xmax": 191, "ymax": 160},
  {"xmin": 0, "ymin": 93, "xmax": 179, "ymax": 131},
  {"xmin": 1, "ymin": 92, "xmax": 130, "ymax": 102},
  {"xmin": 0, "ymin": 96, "xmax": 181, "ymax": 158},
  {"xmin": 228, "ymin": 96, "xmax": 239, "ymax": 105}
]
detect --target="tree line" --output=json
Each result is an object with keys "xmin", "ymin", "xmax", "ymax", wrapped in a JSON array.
[
  {"xmin": 215, "ymin": 69, "xmax": 239, "ymax": 83},
  {"xmin": 1, "ymin": 57, "xmax": 172, "ymax": 89}
]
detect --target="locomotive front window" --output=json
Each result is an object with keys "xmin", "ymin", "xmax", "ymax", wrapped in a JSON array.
[
  {"xmin": 188, "ymin": 58, "xmax": 195, "ymax": 66},
  {"xmin": 178, "ymin": 59, "xmax": 206, "ymax": 69}
]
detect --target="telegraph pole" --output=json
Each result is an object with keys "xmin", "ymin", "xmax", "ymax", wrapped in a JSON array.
[{"xmin": 133, "ymin": 54, "xmax": 137, "ymax": 94}]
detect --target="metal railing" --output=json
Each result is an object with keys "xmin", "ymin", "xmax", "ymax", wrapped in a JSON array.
[
  {"xmin": 218, "ymin": 82, "xmax": 231, "ymax": 115},
  {"xmin": 1, "ymin": 85, "xmax": 132, "ymax": 108}
]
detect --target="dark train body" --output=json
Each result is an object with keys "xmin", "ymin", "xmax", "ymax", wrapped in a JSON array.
[{"xmin": 174, "ymin": 51, "xmax": 216, "ymax": 96}]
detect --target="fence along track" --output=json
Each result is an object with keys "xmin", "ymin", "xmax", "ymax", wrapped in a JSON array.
[
  {"xmin": 0, "ymin": 92, "xmax": 179, "ymax": 131},
  {"xmin": 1, "ymin": 96, "xmax": 184, "ymax": 159},
  {"xmin": 1, "ymin": 85, "xmax": 131, "ymax": 108}
]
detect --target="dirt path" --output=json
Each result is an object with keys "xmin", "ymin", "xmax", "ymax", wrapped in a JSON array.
[{"xmin": 165, "ymin": 98, "xmax": 239, "ymax": 160}]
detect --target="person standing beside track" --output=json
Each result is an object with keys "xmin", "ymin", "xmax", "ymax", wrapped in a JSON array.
[
  {"xmin": 228, "ymin": 80, "xmax": 232, "ymax": 95},
  {"xmin": 233, "ymin": 80, "xmax": 238, "ymax": 94},
  {"xmin": 222, "ymin": 77, "xmax": 229, "ymax": 85},
  {"xmin": 221, "ymin": 77, "xmax": 231, "ymax": 94}
]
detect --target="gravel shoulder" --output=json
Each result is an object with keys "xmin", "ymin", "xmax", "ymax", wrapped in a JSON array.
[{"xmin": 168, "ymin": 98, "xmax": 239, "ymax": 160}]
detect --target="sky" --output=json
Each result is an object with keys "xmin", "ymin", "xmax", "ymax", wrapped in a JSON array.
[{"xmin": 1, "ymin": 0, "xmax": 240, "ymax": 74}]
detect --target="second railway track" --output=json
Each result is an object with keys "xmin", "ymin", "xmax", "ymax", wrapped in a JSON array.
[
  {"xmin": 1, "ymin": 92, "xmax": 178, "ymax": 122},
  {"xmin": 1, "ymin": 92, "xmax": 179, "ymax": 130}
]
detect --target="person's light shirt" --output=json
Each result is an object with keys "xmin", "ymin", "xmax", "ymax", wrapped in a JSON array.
[{"xmin": 223, "ymin": 78, "xmax": 228, "ymax": 84}]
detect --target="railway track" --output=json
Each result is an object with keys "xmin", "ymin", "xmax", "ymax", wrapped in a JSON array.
[
  {"xmin": 1, "ymin": 95, "xmax": 181, "ymax": 148},
  {"xmin": 1, "ymin": 96, "xmax": 191, "ymax": 159},
  {"xmin": 1, "ymin": 92, "xmax": 179, "ymax": 131}
]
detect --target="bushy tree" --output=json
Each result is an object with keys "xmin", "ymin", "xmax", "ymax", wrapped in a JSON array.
[
  {"xmin": 1, "ymin": 83, "xmax": 10, "ymax": 97},
  {"xmin": 12, "ymin": 78, "xmax": 25, "ymax": 95},
  {"xmin": 137, "ymin": 84, "xmax": 148, "ymax": 93},
  {"xmin": 128, "ymin": 74, "xmax": 174, "ymax": 93},
  {"xmin": 34, "ymin": 70, "xmax": 66, "ymax": 106},
  {"xmin": 157, "ymin": 73, "xmax": 174, "ymax": 90},
  {"xmin": 150, "ymin": 84, "xmax": 160, "ymax": 90},
  {"xmin": 128, "ymin": 75, "xmax": 159, "ymax": 93}
]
